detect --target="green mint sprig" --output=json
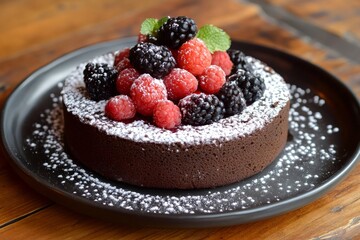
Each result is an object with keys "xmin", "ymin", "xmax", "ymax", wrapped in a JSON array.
[
  {"xmin": 140, "ymin": 17, "xmax": 169, "ymax": 36},
  {"xmin": 140, "ymin": 17, "xmax": 231, "ymax": 53},
  {"xmin": 196, "ymin": 24, "xmax": 231, "ymax": 53}
]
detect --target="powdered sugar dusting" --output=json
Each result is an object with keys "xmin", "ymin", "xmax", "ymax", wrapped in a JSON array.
[
  {"xmin": 26, "ymin": 70, "xmax": 341, "ymax": 215},
  {"xmin": 62, "ymin": 53, "xmax": 290, "ymax": 145}
]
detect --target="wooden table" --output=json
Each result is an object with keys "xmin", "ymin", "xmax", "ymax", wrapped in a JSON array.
[{"xmin": 1, "ymin": 0, "xmax": 360, "ymax": 239}]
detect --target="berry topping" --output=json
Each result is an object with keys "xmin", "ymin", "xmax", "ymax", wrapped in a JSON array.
[
  {"xmin": 211, "ymin": 51, "xmax": 233, "ymax": 75},
  {"xmin": 82, "ymin": 16, "xmax": 267, "ymax": 129},
  {"xmin": 129, "ymin": 42, "xmax": 176, "ymax": 78},
  {"xmin": 228, "ymin": 70, "xmax": 266, "ymax": 105},
  {"xmin": 130, "ymin": 74, "xmax": 167, "ymax": 116},
  {"xmin": 116, "ymin": 68, "xmax": 140, "ymax": 95},
  {"xmin": 216, "ymin": 81, "xmax": 246, "ymax": 116},
  {"xmin": 137, "ymin": 33, "xmax": 148, "ymax": 43},
  {"xmin": 198, "ymin": 65, "xmax": 226, "ymax": 94},
  {"xmin": 163, "ymin": 68, "xmax": 198, "ymax": 101},
  {"xmin": 158, "ymin": 16, "xmax": 198, "ymax": 49},
  {"xmin": 114, "ymin": 48, "xmax": 130, "ymax": 66},
  {"xmin": 114, "ymin": 57, "xmax": 132, "ymax": 72},
  {"xmin": 153, "ymin": 100, "xmax": 182, "ymax": 129},
  {"xmin": 227, "ymin": 49, "xmax": 252, "ymax": 74},
  {"xmin": 83, "ymin": 63, "xmax": 118, "ymax": 101},
  {"xmin": 137, "ymin": 33, "xmax": 159, "ymax": 44},
  {"xmin": 176, "ymin": 38, "xmax": 212, "ymax": 76},
  {"xmin": 178, "ymin": 93, "xmax": 225, "ymax": 126},
  {"xmin": 105, "ymin": 95, "xmax": 136, "ymax": 121}
]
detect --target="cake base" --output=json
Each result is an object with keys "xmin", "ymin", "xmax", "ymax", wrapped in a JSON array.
[
  {"xmin": 62, "ymin": 52, "xmax": 290, "ymax": 189},
  {"xmin": 63, "ymin": 101, "xmax": 289, "ymax": 189}
]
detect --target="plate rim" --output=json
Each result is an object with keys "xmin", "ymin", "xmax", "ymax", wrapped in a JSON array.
[{"xmin": 1, "ymin": 38, "xmax": 360, "ymax": 227}]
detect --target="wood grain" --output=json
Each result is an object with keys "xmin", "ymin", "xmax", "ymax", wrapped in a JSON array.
[
  {"xmin": 0, "ymin": 164, "xmax": 359, "ymax": 239},
  {"xmin": 265, "ymin": 0, "xmax": 360, "ymax": 42},
  {"xmin": 0, "ymin": 0, "xmax": 359, "ymax": 239},
  {"xmin": 0, "ymin": 167, "xmax": 50, "ymax": 226}
]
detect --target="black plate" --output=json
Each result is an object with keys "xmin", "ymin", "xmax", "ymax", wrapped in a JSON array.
[{"xmin": 2, "ymin": 38, "xmax": 360, "ymax": 228}]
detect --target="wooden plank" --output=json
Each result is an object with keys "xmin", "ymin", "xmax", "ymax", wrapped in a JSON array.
[
  {"xmin": 0, "ymin": 0, "xmax": 164, "ymax": 60},
  {"xmin": 0, "ymin": 167, "xmax": 50, "ymax": 226},
  {"xmin": 265, "ymin": 0, "xmax": 360, "ymax": 42},
  {"xmin": 0, "ymin": 166, "xmax": 359, "ymax": 239}
]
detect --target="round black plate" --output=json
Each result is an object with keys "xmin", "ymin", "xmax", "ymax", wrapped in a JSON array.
[{"xmin": 2, "ymin": 38, "xmax": 360, "ymax": 228}]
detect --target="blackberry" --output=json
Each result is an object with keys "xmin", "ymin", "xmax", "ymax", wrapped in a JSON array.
[
  {"xmin": 228, "ymin": 69, "xmax": 266, "ymax": 105},
  {"xmin": 179, "ymin": 93, "xmax": 225, "ymax": 126},
  {"xmin": 83, "ymin": 63, "xmax": 118, "ymax": 101},
  {"xmin": 216, "ymin": 81, "xmax": 246, "ymax": 116},
  {"xmin": 147, "ymin": 34, "xmax": 159, "ymax": 45},
  {"xmin": 227, "ymin": 49, "xmax": 252, "ymax": 74},
  {"xmin": 129, "ymin": 42, "xmax": 176, "ymax": 78},
  {"xmin": 158, "ymin": 16, "xmax": 197, "ymax": 49}
]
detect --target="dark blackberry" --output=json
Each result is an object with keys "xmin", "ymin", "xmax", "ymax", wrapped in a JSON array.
[
  {"xmin": 147, "ymin": 34, "xmax": 159, "ymax": 45},
  {"xmin": 129, "ymin": 42, "xmax": 176, "ymax": 78},
  {"xmin": 216, "ymin": 81, "xmax": 246, "ymax": 116},
  {"xmin": 83, "ymin": 63, "xmax": 118, "ymax": 101},
  {"xmin": 227, "ymin": 49, "xmax": 252, "ymax": 74},
  {"xmin": 158, "ymin": 16, "xmax": 197, "ymax": 49},
  {"xmin": 228, "ymin": 69, "xmax": 266, "ymax": 105},
  {"xmin": 140, "ymin": 34, "xmax": 159, "ymax": 45},
  {"xmin": 179, "ymin": 93, "xmax": 225, "ymax": 126}
]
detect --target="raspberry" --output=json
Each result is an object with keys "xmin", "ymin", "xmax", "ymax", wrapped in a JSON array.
[
  {"xmin": 130, "ymin": 74, "xmax": 167, "ymax": 116},
  {"xmin": 198, "ymin": 65, "xmax": 226, "ymax": 94},
  {"xmin": 116, "ymin": 68, "xmax": 140, "ymax": 95},
  {"xmin": 137, "ymin": 33, "xmax": 159, "ymax": 45},
  {"xmin": 105, "ymin": 95, "xmax": 136, "ymax": 121},
  {"xmin": 153, "ymin": 100, "xmax": 182, "ymax": 129},
  {"xmin": 114, "ymin": 48, "xmax": 130, "ymax": 66},
  {"xmin": 177, "ymin": 38, "xmax": 212, "ymax": 76},
  {"xmin": 138, "ymin": 33, "xmax": 147, "ymax": 43},
  {"xmin": 211, "ymin": 51, "xmax": 233, "ymax": 76},
  {"xmin": 178, "ymin": 93, "xmax": 225, "ymax": 126},
  {"xmin": 114, "ymin": 57, "xmax": 132, "ymax": 72},
  {"xmin": 163, "ymin": 68, "xmax": 198, "ymax": 101},
  {"xmin": 228, "ymin": 69, "xmax": 266, "ymax": 105},
  {"xmin": 216, "ymin": 81, "xmax": 246, "ymax": 116},
  {"xmin": 129, "ymin": 42, "xmax": 176, "ymax": 78},
  {"xmin": 83, "ymin": 63, "xmax": 118, "ymax": 101},
  {"xmin": 158, "ymin": 16, "xmax": 198, "ymax": 49}
]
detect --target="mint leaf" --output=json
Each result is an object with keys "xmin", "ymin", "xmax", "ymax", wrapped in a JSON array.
[
  {"xmin": 140, "ymin": 18, "xmax": 158, "ymax": 35},
  {"xmin": 196, "ymin": 25, "xmax": 231, "ymax": 53},
  {"xmin": 155, "ymin": 16, "xmax": 169, "ymax": 31}
]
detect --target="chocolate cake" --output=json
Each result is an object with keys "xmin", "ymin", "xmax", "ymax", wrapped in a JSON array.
[
  {"xmin": 61, "ymin": 16, "xmax": 290, "ymax": 189},
  {"xmin": 62, "ymin": 53, "xmax": 290, "ymax": 189}
]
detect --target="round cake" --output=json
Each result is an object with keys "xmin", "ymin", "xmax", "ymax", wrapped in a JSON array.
[
  {"xmin": 62, "ymin": 16, "xmax": 290, "ymax": 189},
  {"xmin": 62, "ymin": 54, "xmax": 290, "ymax": 189}
]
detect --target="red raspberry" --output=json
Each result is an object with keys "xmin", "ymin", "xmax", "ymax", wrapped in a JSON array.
[
  {"xmin": 211, "ymin": 51, "xmax": 233, "ymax": 76},
  {"xmin": 198, "ymin": 65, "xmax": 226, "ymax": 94},
  {"xmin": 137, "ymin": 33, "xmax": 147, "ymax": 43},
  {"xmin": 116, "ymin": 68, "xmax": 140, "ymax": 95},
  {"xmin": 176, "ymin": 38, "xmax": 212, "ymax": 76},
  {"xmin": 153, "ymin": 100, "xmax": 181, "ymax": 129},
  {"xmin": 114, "ymin": 48, "xmax": 130, "ymax": 66},
  {"xmin": 163, "ymin": 68, "xmax": 198, "ymax": 101},
  {"xmin": 130, "ymin": 74, "xmax": 167, "ymax": 116},
  {"xmin": 105, "ymin": 95, "xmax": 136, "ymax": 121},
  {"xmin": 170, "ymin": 49, "xmax": 178, "ymax": 60},
  {"xmin": 115, "ymin": 57, "xmax": 132, "ymax": 72}
]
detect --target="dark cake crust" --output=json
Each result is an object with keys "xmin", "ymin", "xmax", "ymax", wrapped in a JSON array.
[
  {"xmin": 62, "ymin": 53, "xmax": 290, "ymax": 189},
  {"xmin": 63, "ymin": 102, "xmax": 289, "ymax": 189}
]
